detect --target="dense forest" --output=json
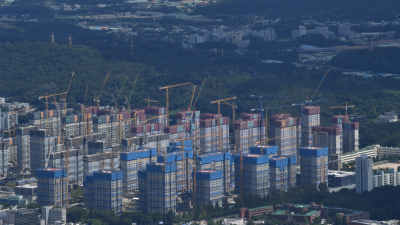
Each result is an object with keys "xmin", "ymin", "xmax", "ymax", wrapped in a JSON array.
[
  {"xmin": 1, "ymin": 21, "xmax": 400, "ymax": 147},
  {"xmin": 194, "ymin": 0, "xmax": 400, "ymax": 22},
  {"xmin": 331, "ymin": 48, "xmax": 400, "ymax": 74}
]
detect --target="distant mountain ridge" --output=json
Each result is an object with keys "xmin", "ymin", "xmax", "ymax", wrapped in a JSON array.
[{"xmin": 194, "ymin": 0, "xmax": 399, "ymax": 22}]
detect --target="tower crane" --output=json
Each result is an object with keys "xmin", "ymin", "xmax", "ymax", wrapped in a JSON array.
[
  {"xmin": 2, "ymin": 107, "xmax": 30, "ymax": 138},
  {"xmin": 329, "ymin": 101, "xmax": 355, "ymax": 120},
  {"xmin": 60, "ymin": 72, "xmax": 75, "ymax": 116},
  {"xmin": 187, "ymin": 85, "xmax": 196, "ymax": 110},
  {"xmin": 94, "ymin": 70, "xmax": 111, "ymax": 109},
  {"xmin": 145, "ymin": 97, "xmax": 159, "ymax": 107},
  {"xmin": 210, "ymin": 97, "xmax": 236, "ymax": 151},
  {"xmin": 250, "ymin": 95, "xmax": 285, "ymax": 145},
  {"xmin": 113, "ymin": 75, "xmax": 130, "ymax": 112},
  {"xmin": 126, "ymin": 72, "xmax": 140, "ymax": 137},
  {"xmin": 306, "ymin": 70, "xmax": 329, "ymax": 104},
  {"xmin": 39, "ymin": 92, "xmax": 67, "ymax": 129},
  {"xmin": 159, "ymin": 82, "xmax": 192, "ymax": 126}
]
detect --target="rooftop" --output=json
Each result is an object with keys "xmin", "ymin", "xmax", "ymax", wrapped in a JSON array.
[
  {"xmin": 247, "ymin": 205, "xmax": 273, "ymax": 210},
  {"xmin": 197, "ymin": 170, "xmax": 217, "ymax": 173},
  {"xmin": 304, "ymin": 211, "xmax": 319, "ymax": 216},
  {"xmin": 272, "ymin": 209, "xmax": 288, "ymax": 215}
]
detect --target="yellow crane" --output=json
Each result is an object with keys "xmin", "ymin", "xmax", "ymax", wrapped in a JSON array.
[
  {"xmin": 187, "ymin": 85, "xmax": 196, "ymax": 110},
  {"xmin": 94, "ymin": 70, "xmax": 111, "ymax": 109},
  {"xmin": 329, "ymin": 101, "xmax": 355, "ymax": 120},
  {"xmin": 39, "ymin": 92, "xmax": 67, "ymax": 129},
  {"xmin": 210, "ymin": 97, "xmax": 236, "ymax": 151},
  {"xmin": 145, "ymin": 97, "xmax": 159, "ymax": 107},
  {"xmin": 60, "ymin": 72, "xmax": 75, "ymax": 116},
  {"xmin": 159, "ymin": 82, "xmax": 192, "ymax": 126}
]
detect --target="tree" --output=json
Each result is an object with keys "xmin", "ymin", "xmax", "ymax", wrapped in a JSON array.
[
  {"xmin": 92, "ymin": 220, "xmax": 103, "ymax": 225},
  {"xmin": 246, "ymin": 219, "xmax": 255, "ymax": 225},
  {"xmin": 318, "ymin": 182, "xmax": 329, "ymax": 192},
  {"xmin": 121, "ymin": 218, "xmax": 133, "ymax": 225},
  {"xmin": 6, "ymin": 182, "xmax": 16, "ymax": 190},
  {"xmin": 166, "ymin": 209, "xmax": 175, "ymax": 224},
  {"xmin": 304, "ymin": 217, "xmax": 309, "ymax": 224},
  {"xmin": 70, "ymin": 187, "xmax": 83, "ymax": 204},
  {"xmin": 313, "ymin": 216, "xmax": 322, "ymax": 224}
]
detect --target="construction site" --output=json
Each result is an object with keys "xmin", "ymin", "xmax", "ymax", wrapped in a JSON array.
[{"xmin": 0, "ymin": 69, "xmax": 361, "ymax": 214}]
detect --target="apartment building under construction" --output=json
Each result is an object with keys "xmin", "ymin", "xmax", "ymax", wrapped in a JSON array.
[
  {"xmin": 312, "ymin": 126, "xmax": 341, "ymax": 155},
  {"xmin": 302, "ymin": 106, "xmax": 320, "ymax": 147},
  {"xmin": 234, "ymin": 113, "xmax": 265, "ymax": 154},
  {"xmin": 120, "ymin": 148, "xmax": 157, "ymax": 193},
  {"xmin": 269, "ymin": 114, "xmax": 302, "ymax": 156},
  {"xmin": 269, "ymin": 156, "xmax": 297, "ymax": 192},
  {"xmin": 343, "ymin": 121, "xmax": 360, "ymax": 153},
  {"xmin": 200, "ymin": 113, "xmax": 229, "ymax": 153},
  {"xmin": 37, "ymin": 168, "xmax": 68, "ymax": 207},
  {"xmin": 158, "ymin": 151, "xmax": 193, "ymax": 193},
  {"xmin": 83, "ymin": 170, "xmax": 123, "ymax": 215},
  {"xmin": 234, "ymin": 154, "xmax": 270, "ymax": 197},
  {"xmin": 196, "ymin": 152, "xmax": 233, "ymax": 194},
  {"xmin": 140, "ymin": 163, "xmax": 177, "ymax": 213}
]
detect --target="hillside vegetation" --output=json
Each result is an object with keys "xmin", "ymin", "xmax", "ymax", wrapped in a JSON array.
[{"xmin": 194, "ymin": 0, "xmax": 399, "ymax": 21}]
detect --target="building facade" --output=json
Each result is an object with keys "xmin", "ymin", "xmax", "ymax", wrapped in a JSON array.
[
  {"xmin": 83, "ymin": 170, "xmax": 123, "ymax": 215},
  {"xmin": 355, "ymin": 154, "xmax": 373, "ymax": 194},
  {"xmin": 37, "ymin": 168, "xmax": 68, "ymax": 207},
  {"xmin": 269, "ymin": 156, "xmax": 297, "ymax": 192},
  {"xmin": 195, "ymin": 170, "xmax": 223, "ymax": 207},
  {"xmin": 269, "ymin": 114, "xmax": 302, "ymax": 156},
  {"xmin": 234, "ymin": 154, "xmax": 270, "ymax": 197},
  {"xmin": 144, "ymin": 163, "xmax": 176, "ymax": 213},
  {"xmin": 299, "ymin": 146, "xmax": 328, "ymax": 187}
]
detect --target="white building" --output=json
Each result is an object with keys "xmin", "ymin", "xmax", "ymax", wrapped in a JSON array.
[
  {"xmin": 356, "ymin": 154, "xmax": 373, "ymax": 194},
  {"xmin": 0, "ymin": 97, "xmax": 5, "ymax": 105},
  {"xmin": 377, "ymin": 112, "xmax": 398, "ymax": 123},
  {"xmin": 316, "ymin": 27, "xmax": 329, "ymax": 38},
  {"xmin": 373, "ymin": 169, "xmax": 400, "ymax": 188},
  {"xmin": 299, "ymin": 26, "xmax": 307, "ymax": 36},
  {"xmin": 42, "ymin": 206, "xmax": 67, "ymax": 225}
]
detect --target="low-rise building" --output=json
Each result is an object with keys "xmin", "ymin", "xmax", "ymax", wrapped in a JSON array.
[
  {"xmin": 377, "ymin": 112, "xmax": 398, "ymax": 123},
  {"xmin": 328, "ymin": 170, "xmax": 356, "ymax": 188},
  {"xmin": 0, "ymin": 194, "xmax": 27, "ymax": 208},
  {"xmin": 42, "ymin": 206, "xmax": 66, "ymax": 225},
  {"xmin": 373, "ymin": 169, "xmax": 400, "ymax": 187},
  {"xmin": 15, "ymin": 184, "xmax": 37, "ymax": 202},
  {"xmin": 239, "ymin": 205, "xmax": 274, "ymax": 220}
]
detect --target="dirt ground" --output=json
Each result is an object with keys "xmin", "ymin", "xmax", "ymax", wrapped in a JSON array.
[{"xmin": 373, "ymin": 162, "xmax": 400, "ymax": 170}]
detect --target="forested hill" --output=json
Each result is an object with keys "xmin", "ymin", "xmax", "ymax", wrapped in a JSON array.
[
  {"xmin": 2, "ymin": 41, "xmax": 400, "ymax": 126},
  {"xmin": 194, "ymin": 0, "xmax": 399, "ymax": 21}
]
